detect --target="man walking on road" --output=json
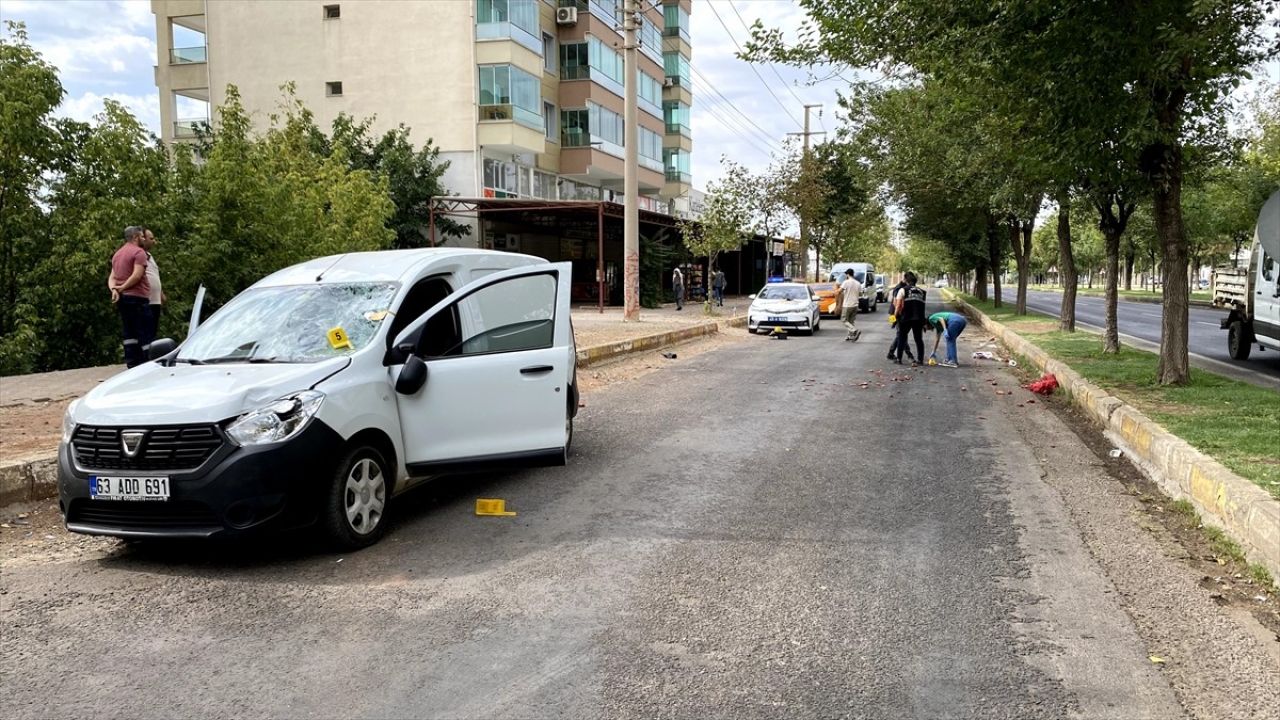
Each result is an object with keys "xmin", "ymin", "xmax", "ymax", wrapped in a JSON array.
[
  {"xmin": 893, "ymin": 272, "xmax": 927, "ymax": 365},
  {"xmin": 108, "ymin": 225, "xmax": 153, "ymax": 368},
  {"xmin": 712, "ymin": 268, "xmax": 726, "ymax": 307},
  {"xmin": 672, "ymin": 267, "xmax": 684, "ymax": 310},
  {"xmin": 835, "ymin": 268, "xmax": 862, "ymax": 342}
]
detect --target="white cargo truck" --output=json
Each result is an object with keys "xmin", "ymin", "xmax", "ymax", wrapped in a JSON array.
[{"xmin": 1220, "ymin": 190, "xmax": 1280, "ymax": 360}]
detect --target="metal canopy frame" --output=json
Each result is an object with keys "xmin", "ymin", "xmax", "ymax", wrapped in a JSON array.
[{"xmin": 428, "ymin": 197, "xmax": 686, "ymax": 314}]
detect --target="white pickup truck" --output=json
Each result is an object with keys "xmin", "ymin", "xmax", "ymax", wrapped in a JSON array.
[{"xmin": 1221, "ymin": 190, "xmax": 1280, "ymax": 360}]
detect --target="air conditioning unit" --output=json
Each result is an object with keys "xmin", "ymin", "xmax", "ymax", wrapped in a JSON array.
[
  {"xmin": 556, "ymin": 7, "xmax": 578, "ymax": 25},
  {"xmin": 662, "ymin": 77, "xmax": 675, "ymax": 88}
]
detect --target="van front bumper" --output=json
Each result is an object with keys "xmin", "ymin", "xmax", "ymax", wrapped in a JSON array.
[{"xmin": 58, "ymin": 420, "xmax": 346, "ymax": 539}]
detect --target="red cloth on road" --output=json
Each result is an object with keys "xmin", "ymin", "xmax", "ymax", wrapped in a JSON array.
[{"xmin": 1025, "ymin": 373, "xmax": 1058, "ymax": 395}]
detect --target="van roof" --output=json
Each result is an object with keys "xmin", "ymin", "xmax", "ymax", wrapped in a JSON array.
[{"xmin": 253, "ymin": 248, "xmax": 542, "ymax": 287}]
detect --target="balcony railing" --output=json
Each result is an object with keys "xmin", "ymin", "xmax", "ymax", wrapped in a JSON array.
[
  {"xmin": 665, "ymin": 122, "xmax": 691, "ymax": 137},
  {"xmin": 562, "ymin": 130, "xmax": 592, "ymax": 148},
  {"xmin": 664, "ymin": 75, "xmax": 689, "ymax": 88},
  {"xmin": 169, "ymin": 46, "xmax": 206, "ymax": 64},
  {"xmin": 174, "ymin": 118, "xmax": 209, "ymax": 138},
  {"xmin": 560, "ymin": 65, "xmax": 591, "ymax": 81},
  {"xmin": 665, "ymin": 170, "xmax": 692, "ymax": 184},
  {"xmin": 478, "ymin": 104, "xmax": 543, "ymax": 131}
]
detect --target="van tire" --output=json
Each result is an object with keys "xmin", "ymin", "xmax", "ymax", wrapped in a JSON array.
[
  {"xmin": 1228, "ymin": 320, "xmax": 1252, "ymax": 360},
  {"xmin": 321, "ymin": 444, "xmax": 391, "ymax": 551}
]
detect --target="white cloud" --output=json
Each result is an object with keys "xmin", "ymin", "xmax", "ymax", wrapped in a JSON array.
[{"xmin": 60, "ymin": 90, "xmax": 161, "ymax": 133}]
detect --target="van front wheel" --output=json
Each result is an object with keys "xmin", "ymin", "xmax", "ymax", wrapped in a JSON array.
[{"xmin": 322, "ymin": 445, "xmax": 390, "ymax": 551}]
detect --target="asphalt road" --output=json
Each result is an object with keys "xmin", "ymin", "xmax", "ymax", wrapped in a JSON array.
[
  {"xmin": 1017, "ymin": 288, "xmax": 1280, "ymax": 387},
  {"xmin": 4, "ymin": 307, "xmax": 1279, "ymax": 719}
]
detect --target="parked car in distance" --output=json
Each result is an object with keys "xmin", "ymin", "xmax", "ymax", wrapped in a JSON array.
[
  {"xmin": 934, "ymin": 278, "xmax": 948, "ymax": 288},
  {"xmin": 875, "ymin": 274, "xmax": 887, "ymax": 302},
  {"xmin": 808, "ymin": 282, "xmax": 839, "ymax": 316},
  {"xmin": 748, "ymin": 282, "xmax": 821, "ymax": 335},
  {"xmin": 59, "ymin": 248, "xmax": 578, "ymax": 551}
]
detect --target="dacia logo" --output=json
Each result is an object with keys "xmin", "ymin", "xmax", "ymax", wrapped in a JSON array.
[{"xmin": 121, "ymin": 430, "xmax": 146, "ymax": 458}]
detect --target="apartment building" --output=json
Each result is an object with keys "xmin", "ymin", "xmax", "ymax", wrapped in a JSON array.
[{"xmin": 151, "ymin": 0, "xmax": 696, "ymax": 221}]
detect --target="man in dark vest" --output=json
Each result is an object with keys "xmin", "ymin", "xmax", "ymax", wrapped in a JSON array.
[{"xmin": 892, "ymin": 272, "xmax": 927, "ymax": 366}]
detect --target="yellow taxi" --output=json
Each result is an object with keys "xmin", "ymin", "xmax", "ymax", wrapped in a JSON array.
[{"xmin": 808, "ymin": 282, "xmax": 840, "ymax": 316}]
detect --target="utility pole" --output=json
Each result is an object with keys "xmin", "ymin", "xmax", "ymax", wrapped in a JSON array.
[
  {"xmin": 622, "ymin": 0, "xmax": 641, "ymax": 321},
  {"xmin": 787, "ymin": 103, "xmax": 824, "ymax": 281}
]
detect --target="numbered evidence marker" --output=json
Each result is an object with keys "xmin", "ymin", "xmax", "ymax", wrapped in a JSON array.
[
  {"xmin": 327, "ymin": 326, "xmax": 353, "ymax": 350},
  {"xmin": 475, "ymin": 498, "xmax": 517, "ymax": 516}
]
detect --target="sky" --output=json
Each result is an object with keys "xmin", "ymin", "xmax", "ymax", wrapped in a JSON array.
[
  {"xmin": 0, "ymin": 0, "xmax": 1272, "ymax": 196},
  {"xmin": 0, "ymin": 0, "xmax": 841, "ymax": 191}
]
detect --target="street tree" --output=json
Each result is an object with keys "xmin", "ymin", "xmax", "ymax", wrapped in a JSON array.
[
  {"xmin": 680, "ymin": 159, "xmax": 753, "ymax": 310},
  {"xmin": 745, "ymin": 0, "xmax": 1276, "ymax": 384}
]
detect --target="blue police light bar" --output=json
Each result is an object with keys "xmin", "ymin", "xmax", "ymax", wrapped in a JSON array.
[{"xmin": 767, "ymin": 276, "xmax": 787, "ymax": 283}]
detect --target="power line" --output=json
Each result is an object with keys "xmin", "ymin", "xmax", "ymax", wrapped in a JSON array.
[
  {"xmin": 705, "ymin": 0, "xmax": 804, "ymax": 129},
  {"xmin": 689, "ymin": 63, "xmax": 786, "ymax": 151},
  {"xmin": 689, "ymin": 75, "xmax": 785, "ymax": 155},
  {"xmin": 728, "ymin": 1, "xmax": 809, "ymax": 110}
]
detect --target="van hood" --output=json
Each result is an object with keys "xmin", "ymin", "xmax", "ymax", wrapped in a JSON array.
[{"xmin": 73, "ymin": 358, "xmax": 350, "ymax": 426}]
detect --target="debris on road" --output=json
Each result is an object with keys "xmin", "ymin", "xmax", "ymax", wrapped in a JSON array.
[
  {"xmin": 475, "ymin": 498, "xmax": 517, "ymax": 517},
  {"xmin": 1109, "ymin": 449, "xmax": 1124, "ymax": 458},
  {"xmin": 661, "ymin": 352, "xmax": 677, "ymax": 359},
  {"xmin": 1025, "ymin": 373, "xmax": 1059, "ymax": 395}
]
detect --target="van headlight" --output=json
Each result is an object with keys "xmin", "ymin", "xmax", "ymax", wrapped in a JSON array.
[
  {"xmin": 226, "ymin": 391, "xmax": 325, "ymax": 446},
  {"xmin": 61, "ymin": 400, "xmax": 80, "ymax": 444}
]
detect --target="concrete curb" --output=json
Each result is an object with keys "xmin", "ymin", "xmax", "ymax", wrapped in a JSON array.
[
  {"xmin": 0, "ymin": 317, "xmax": 748, "ymax": 510},
  {"xmin": 946, "ymin": 292, "xmax": 1280, "ymax": 582},
  {"xmin": 575, "ymin": 315, "xmax": 746, "ymax": 368}
]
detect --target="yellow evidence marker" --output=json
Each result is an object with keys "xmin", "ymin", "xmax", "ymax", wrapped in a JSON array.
[
  {"xmin": 327, "ymin": 326, "xmax": 353, "ymax": 350},
  {"xmin": 475, "ymin": 498, "xmax": 517, "ymax": 516}
]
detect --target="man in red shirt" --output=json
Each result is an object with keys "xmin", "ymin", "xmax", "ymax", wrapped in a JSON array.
[{"xmin": 108, "ymin": 226, "xmax": 153, "ymax": 367}]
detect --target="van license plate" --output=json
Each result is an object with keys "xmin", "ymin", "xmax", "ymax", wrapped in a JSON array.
[{"xmin": 89, "ymin": 475, "xmax": 170, "ymax": 501}]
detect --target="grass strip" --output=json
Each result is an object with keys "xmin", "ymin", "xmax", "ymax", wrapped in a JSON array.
[
  {"xmin": 1027, "ymin": 284, "xmax": 1211, "ymax": 302},
  {"xmin": 959, "ymin": 293, "xmax": 1280, "ymax": 499}
]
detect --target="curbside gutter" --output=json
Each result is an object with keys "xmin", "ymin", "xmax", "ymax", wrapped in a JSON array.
[
  {"xmin": 0, "ymin": 316, "xmax": 748, "ymax": 510},
  {"xmin": 946, "ymin": 292, "xmax": 1280, "ymax": 583}
]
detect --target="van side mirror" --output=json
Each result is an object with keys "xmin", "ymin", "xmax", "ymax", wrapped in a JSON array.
[
  {"xmin": 395, "ymin": 355, "xmax": 428, "ymax": 395},
  {"xmin": 384, "ymin": 341, "xmax": 415, "ymax": 367},
  {"xmin": 149, "ymin": 338, "xmax": 177, "ymax": 361}
]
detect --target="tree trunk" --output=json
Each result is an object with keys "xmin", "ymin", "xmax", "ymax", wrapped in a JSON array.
[
  {"xmin": 987, "ymin": 219, "xmax": 1003, "ymax": 308},
  {"xmin": 1019, "ymin": 219, "xmax": 1033, "ymax": 314},
  {"xmin": 1056, "ymin": 190, "xmax": 1077, "ymax": 332},
  {"xmin": 1153, "ymin": 146, "xmax": 1190, "ymax": 385},
  {"xmin": 975, "ymin": 262, "xmax": 989, "ymax": 302},
  {"xmin": 1008, "ymin": 222, "xmax": 1030, "ymax": 315},
  {"xmin": 1123, "ymin": 247, "xmax": 1134, "ymax": 291},
  {"xmin": 1102, "ymin": 226, "xmax": 1121, "ymax": 353}
]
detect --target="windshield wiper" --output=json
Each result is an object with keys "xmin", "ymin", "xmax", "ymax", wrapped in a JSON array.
[{"xmin": 187, "ymin": 355, "xmax": 285, "ymax": 365}]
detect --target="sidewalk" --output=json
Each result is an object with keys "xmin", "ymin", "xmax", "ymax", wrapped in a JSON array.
[{"xmin": 0, "ymin": 301, "xmax": 746, "ymax": 468}]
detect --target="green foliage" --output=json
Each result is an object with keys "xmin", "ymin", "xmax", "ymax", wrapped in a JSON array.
[
  {"xmin": 0, "ymin": 22, "xmax": 64, "ymax": 373},
  {"xmin": 680, "ymin": 158, "xmax": 752, "ymax": 267}
]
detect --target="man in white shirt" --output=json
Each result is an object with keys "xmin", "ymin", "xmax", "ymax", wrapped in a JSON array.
[
  {"xmin": 834, "ymin": 268, "xmax": 862, "ymax": 342},
  {"xmin": 142, "ymin": 228, "xmax": 165, "ymax": 337}
]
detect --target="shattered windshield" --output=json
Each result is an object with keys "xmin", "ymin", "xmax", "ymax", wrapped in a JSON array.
[{"xmin": 178, "ymin": 283, "xmax": 399, "ymax": 364}]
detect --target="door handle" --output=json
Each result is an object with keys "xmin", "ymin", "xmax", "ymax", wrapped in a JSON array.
[{"xmin": 520, "ymin": 365, "xmax": 554, "ymax": 375}]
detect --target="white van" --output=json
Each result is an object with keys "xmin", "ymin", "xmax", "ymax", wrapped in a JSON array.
[
  {"xmin": 1222, "ymin": 190, "xmax": 1280, "ymax": 359},
  {"xmin": 58, "ymin": 249, "xmax": 577, "ymax": 550},
  {"xmin": 827, "ymin": 262, "xmax": 877, "ymax": 312}
]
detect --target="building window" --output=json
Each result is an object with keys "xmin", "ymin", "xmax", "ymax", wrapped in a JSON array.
[
  {"xmin": 663, "ymin": 52, "xmax": 690, "ymax": 87},
  {"xmin": 663, "ymin": 4, "xmax": 689, "ymax": 39},
  {"xmin": 542, "ymin": 33, "xmax": 556, "ymax": 72},
  {"xmin": 477, "ymin": 64, "xmax": 543, "ymax": 130},
  {"xmin": 637, "ymin": 70, "xmax": 662, "ymax": 117},
  {"xmin": 323, "ymin": 4, "xmax": 340, "ymax": 19},
  {"xmin": 483, "ymin": 158, "xmax": 521, "ymax": 197},
  {"xmin": 543, "ymin": 102, "xmax": 557, "ymax": 141},
  {"xmin": 561, "ymin": 108, "xmax": 589, "ymax": 146},
  {"xmin": 560, "ymin": 42, "xmax": 588, "ymax": 81},
  {"xmin": 639, "ymin": 15, "xmax": 662, "ymax": 62},
  {"xmin": 326, "ymin": 81, "xmax": 343, "ymax": 96},
  {"xmin": 664, "ymin": 100, "xmax": 691, "ymax": 136},
  {"xmin": 639, "ymin": 127, "xmax": 664, "ymax": 172},
  {"xmin": 476, "ymin": 0, "xmax": 541, "ymax": 53},
  {"xmin": 664, "ymin": 147, "xmax": 691, "ymax": 183}
]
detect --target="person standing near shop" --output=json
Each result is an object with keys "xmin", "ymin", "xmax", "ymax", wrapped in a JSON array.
[
  {"xmin": 712, "ymin": 267, "xmax": 726, "ymax": 307},
  {"xmin": 834, "ymin": 268, "xmax": 862, "ymax": 342},
  {"xmin": 108, "ymin": 225, "xmax": 153, "ymax": 368},
  {"xmin": 142, "ymin": 228, "xmax": 166, "ymax": 338},
  {"xmin": 929, "ymin": 309, "xmax": 969, "ymax": 368},
  {"xmin": 672, "ymin": 266, "xmax": 685, "ymax": 311}
]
